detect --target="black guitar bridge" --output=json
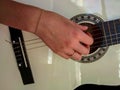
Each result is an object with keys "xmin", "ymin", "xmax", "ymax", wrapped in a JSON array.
[{"xmin": 9, "ymin": 27, "xmax": 34, "ymax": 85}]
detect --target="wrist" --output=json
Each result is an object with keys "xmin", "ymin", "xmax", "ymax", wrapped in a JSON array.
[
  {"xmin": 23, "ymin": 8, "xmax": 44, "ymax": 33},
  {"xmin": 0, "ymin": 0, "xmax": 44, "ymax": 34},
  {"xmin": 34, "ymin": 9, "xmax": 44, "ymax": 34}
]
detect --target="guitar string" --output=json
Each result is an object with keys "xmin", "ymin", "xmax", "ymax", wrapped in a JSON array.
[
  {"xmin": 6, "ymin": 19, "xmax": 120, "ymax": 45},
  {"xmin": 90, "ymin": 33, "xmax": 120, "ymax": 49},
  {"xmin": 89, "ymin": 27, "xmax": 120, "ymax": 49},
  {"xmin": 7, "ymin": 26, "xmax": 120, "ymax": 45},
  {"xmin": 91, "ymin": 29, "xmax": 119, "ymax": 40},
  {"xmin": 113, "ymin": 19, "xmax": 119, "ymax": 43},
  {"xmin": 6, "ymin": 31, "xmax": 120, "ymax": 50},
  {"xmin": 6, "ymin": 34, "xmax": 120, "ymax": 51},
  {"xmin": 6, "ymin": 20, "xmax": 120, "ymax": 50},
  {"xmin": 5, "ymin": 39, "xmax": 47, "ymax": 50},
  {"xmin": 24, "ymin": 38, "xmax": 40, "ymax": 42},
  {"xmin": 6, "ymin": 37, "xmax": 120, "ymax": 51},
  {"xmin": 90, "ymin": 38, "xmax": 120, "ymax": 49},
  {"xmin": 83, "ymin": 21, "xmax": 120, "ymax": 49},
  {"xmin": 83, "ymin": 19, "xmax": 120, "ymax": 32}
]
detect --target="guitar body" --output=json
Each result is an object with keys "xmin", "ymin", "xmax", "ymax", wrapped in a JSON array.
[
  {"xmin": 0, "ymin": 24, "xmax": 80, "ymax": 90},
  {"xmin": 0, "ymin": 0, "xmax": 120, "ymax": 90}
]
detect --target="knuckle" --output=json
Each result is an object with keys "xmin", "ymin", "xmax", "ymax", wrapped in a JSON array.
[
  {"xmin": 55, "ymin": 50, "xmax": 70, "ymax": 59},
  {"xmin": 67, "ymin": 39, "xmax": 75, "ymax": 48},
  {"xmin": 72, "ymin": 30, "xmax": 80, "ymax": 39}
]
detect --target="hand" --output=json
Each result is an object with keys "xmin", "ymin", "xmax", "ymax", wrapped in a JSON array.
[{"xmin": 35, "ymin": 10, "xmax": 93, "ymax": 61}]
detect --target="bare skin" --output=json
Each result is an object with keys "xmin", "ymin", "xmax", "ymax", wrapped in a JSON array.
[{"xmin": 0, "ymin": 0, "xmax": 93, "ymax": 61}]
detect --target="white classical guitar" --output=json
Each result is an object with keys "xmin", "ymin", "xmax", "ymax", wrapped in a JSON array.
[
  {"xmin": 9, "ymin": 13, "xmax": 120, "ymax": 82},
  {"xmin": 0, "ymin": 13, "xmax": 120, "ymax": 90}
]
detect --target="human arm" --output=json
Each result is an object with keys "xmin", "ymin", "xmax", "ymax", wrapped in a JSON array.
[
  {"xmin": 0, "ymin": 0, "xmax": 93, "ymax": 61},
  {"xmin": 0, "ymin": 0, "xmax": 42, "ymax": 33}
]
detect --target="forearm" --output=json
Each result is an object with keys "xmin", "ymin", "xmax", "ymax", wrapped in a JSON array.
[{"xmin": 0, "ymin": 0, "xmax": 42, "ymax": 33}]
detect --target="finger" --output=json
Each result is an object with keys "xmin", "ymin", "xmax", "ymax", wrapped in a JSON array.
[
  {"xmin": 73, "ymin": 42, "xmax": 90, "ymax": 55},
  {"xmin": 56, "ymin": 51, "xmax": 70, "ymax": 59},
  {"xmin": 64, "ymin": 48, "xmax": 75, "ymax": 56},
  {"xmin": 87, "ymin": 32, "xmax": 92, "ymax": 37},
  {"xmin": 78, "ymin": 30, "xmax": 94, "ymax": 45},
  {"xmin": 76, "ymin": 24, "xmax": 88, "ymax": 31},
  {"xmin": 70, "ymin": 52, "xmax": 82, "ymax": 61},
  {"xmin": 86, "ymin": 45, "xmax": 90, "ymax": 51},
  {"xmin": 87, "ymin": 32, "xmax": 94, "ymax": 41},
  {"xmin": 74, "ymin": 24, "xmax": 94, "ymax": 45}
]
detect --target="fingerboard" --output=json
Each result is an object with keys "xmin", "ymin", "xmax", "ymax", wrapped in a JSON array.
[{"xmin": 93, "ymin": 19, "xmax": 120, "ymax": 47}]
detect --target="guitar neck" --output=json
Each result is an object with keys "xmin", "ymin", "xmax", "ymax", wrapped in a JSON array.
[{"xmin": 93, "ymin": 19, "xmax": 120, "ymax": 47}]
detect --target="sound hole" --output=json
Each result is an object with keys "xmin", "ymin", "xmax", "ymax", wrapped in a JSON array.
[
  {"xmin": 70, "ymin": 13, "xmax": 109, "ymax": 63},
  {"xmin": 80, "ymin": 23, "xmax": 104, "ymax": 54}
]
